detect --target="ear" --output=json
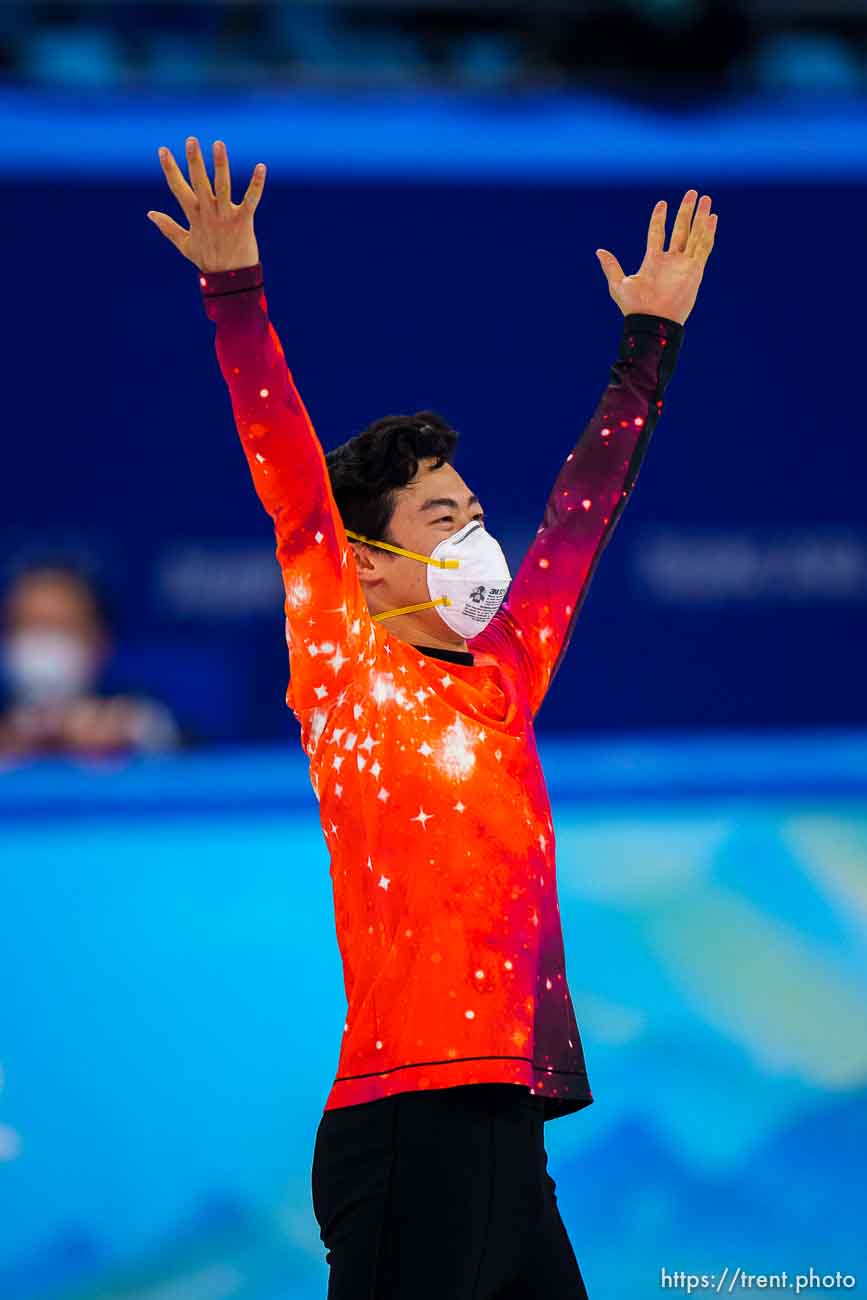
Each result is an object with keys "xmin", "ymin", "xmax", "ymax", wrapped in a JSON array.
[{"xmin": 348, "ymin": 541, "xmax": 381, "ymax": 588}]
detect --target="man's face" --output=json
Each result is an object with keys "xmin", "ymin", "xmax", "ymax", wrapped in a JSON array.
[{"xmin": 352, "ymin": 458, "xmax": 485, "ymax": 645}]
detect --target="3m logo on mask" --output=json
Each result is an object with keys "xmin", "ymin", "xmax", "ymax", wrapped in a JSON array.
[{"xmin": 462, "ymin": 582, "xmax": 508, "ymax": 626}]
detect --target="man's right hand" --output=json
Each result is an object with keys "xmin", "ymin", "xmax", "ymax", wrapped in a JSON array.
[{"xmin": 147, "ymin": 137, "xmax": 266, "ymax": 273}]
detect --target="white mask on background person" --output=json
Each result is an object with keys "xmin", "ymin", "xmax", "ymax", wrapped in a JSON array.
[
  {"xmin": 346, "ymin": 519, "xmax": 512, "ymax": 639},
  {"xmin": 2, "ymin": 629, "xmax": 97, "ymax": 705}
]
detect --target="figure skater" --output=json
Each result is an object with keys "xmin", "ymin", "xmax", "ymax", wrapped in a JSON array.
[{"xmin": 148, "ymin": 136, "xmax": 717, "ymax": 1299}]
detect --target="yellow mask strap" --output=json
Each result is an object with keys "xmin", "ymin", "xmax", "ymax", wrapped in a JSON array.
[
  {"xmin": 345, "ymin": 529, "xmax": 460, "ymax": 570},
  {"xmin": 373, "ymin": 596, "xmax": 452, "ymax": 623}
]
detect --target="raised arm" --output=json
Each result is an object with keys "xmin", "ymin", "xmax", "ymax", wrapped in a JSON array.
[
  {"xmin": 476, "ymin": 189, "xmax": 718, "ymax": 715},
  {"xmin": 148, "ymin": 137, "xmax": 371, "ymax": 714}
]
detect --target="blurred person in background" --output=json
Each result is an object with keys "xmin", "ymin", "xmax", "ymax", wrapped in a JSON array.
[{"xmin": 0, "ymin": 562, "xmax": 180, "ymax": 759}]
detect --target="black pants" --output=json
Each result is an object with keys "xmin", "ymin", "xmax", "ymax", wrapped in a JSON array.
[{"xmin": 311, "ymin": 1082, "xmax": 590, "ymax": 1299}]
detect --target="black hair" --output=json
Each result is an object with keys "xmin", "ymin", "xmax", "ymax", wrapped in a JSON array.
[
  {"xmin": 3, "ymin": 557, "xmax": 114, "ymax": 631},
  {"xmin": 325, "ymin": 410, "xmax": 459, "ymax": 544}
]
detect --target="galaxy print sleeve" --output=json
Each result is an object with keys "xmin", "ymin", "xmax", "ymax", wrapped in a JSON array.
[
  {"xmin": 200, "ymin": 263, "xmax": 372, "ymax": 712},
  {"xmin": 476, "ymin": 312, "xmax": 685, "ymax": 716}
]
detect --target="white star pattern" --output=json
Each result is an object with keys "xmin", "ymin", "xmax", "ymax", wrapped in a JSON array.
[
  {"xmin": 378, "ymin": 787, "xmax": 390, "ymax": 802},
  {"xmin": 329, "ymin": 647, "xmax": 349, "ymax": 673},
  {"xmin": 370, "ymin": 760, "xmax": 382, "ymax": 778},
  {"xmin": 372, "ymin": 673, "xmax": 395, "ymax": 704},
  {"xmin": 332, "ymin": 727, "xmax": 345, "ymax": 744},
  {"xmin": 418, "ymin": 741, "xmax": 433, "ymax": 757},
  {"xmin": 334, "ymin": 783, "xmax": 343, "ymax": 797},
  {"xmin": 314, "ymin": 531, "xmax": 324, "ymax": 543},
  {"xmin": 437, "ymin": 717, "xmax": 477, "ymax": 780},
  {"xmin": 414, "ymin": 688, "xmax": 429, "ymax": 704},
  {"xmin": 412, "ymin": 807, "xmax": 432, "ymax": 828},
  {"xmin": 285, "ymin": 576, "xmax": 311, "ymax": 609},
  {"xmin": 359, "ymin": 733, "xmax": 378, "ymax": 752},
  {"xmin": 378, "ymin": 875, "xmax": 390, "ymax": 891},
  {"xmin": 314, "ymin": 684, "xmax": 328, "ymax": 700},
  {"xmin": 441, "ymin": 674, "xmax": 452, "ymax": 688},
  {"xmin": 357, "ymin": 754, "xmax": 367, "ymax": 771},
  {"xmin": 353, "ymin": 703, "xmax": 363, "ymax": 720},
  {"xmin": 333, "ymin": 755, "xmax": 344, "ymax": 771},
  {"xmin": 307, "ymin": 709, "xmax": 327, "ymax": 753},
  {"xmin": 454, "ymin": 801, "xmax": 466, "ymax": 813}
]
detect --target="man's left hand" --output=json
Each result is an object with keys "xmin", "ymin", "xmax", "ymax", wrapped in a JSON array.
[{"xmin": 596, "ymin": 189, "xmax": 718, "ymax": 326}]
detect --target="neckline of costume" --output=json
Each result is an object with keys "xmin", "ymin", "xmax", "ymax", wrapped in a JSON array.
[{"xmin": 412, "ymin": 643, "xmax": 475, "ymax": 667}]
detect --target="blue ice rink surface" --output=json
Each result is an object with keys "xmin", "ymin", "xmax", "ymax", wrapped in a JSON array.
[{"xmin": 1, "ymin": 730, "xmax": 865, "ymax": 1300}]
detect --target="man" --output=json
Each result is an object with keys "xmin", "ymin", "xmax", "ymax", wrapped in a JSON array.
[{"xmin": 148, "ymin": 137, "xmax": 717, "ymax": 1299}]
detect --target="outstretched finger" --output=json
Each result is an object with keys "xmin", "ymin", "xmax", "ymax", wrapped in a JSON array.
[
  {"xmin": 241, "ymin": 162, "xmax": 267, "ymax": 211},
  {"xmin": 185, "ymin": 136, "xmax": 215, "ymax": 202},
  {"xmin": 158, "ymin": 146, "xmax": 198, "ymax": 222},
  {"xmin": 699, "ymin": 213, "xmax": 719, "ymax": 261},
  {"xmin": 669, "ymin": 189, "xmax": 698, "ymax": 255},
  {"xmin": 213, "ymin": 139, "xmax": 232, "ymax": 211},
  {"xmin": 596, "ymin": 248, "xmax": 626, "ymax": 290},
  {"xmin": 686, "ymin": 199, "xmax": 713, "ymax": 258},
  {"xmin": 146, "ymin": 209, "xmax": 189, "ymax": 253},
  {"xmin": 645, "ymin": 199, "xmax": 668, "ymax": 258}
]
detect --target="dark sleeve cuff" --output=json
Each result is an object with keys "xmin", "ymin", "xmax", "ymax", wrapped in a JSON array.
[
  {"xmin": 198, "ymin": 262, "xmax": 264, "ymax": 299},
  {"xmin": 622, "ymin": 312, "xmax": 685, "ymax": 338}
]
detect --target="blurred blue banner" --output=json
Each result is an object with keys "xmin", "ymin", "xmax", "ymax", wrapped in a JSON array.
[{"xmin": 1, "ymin": 88, "xmax": 867, "ymax": 180}]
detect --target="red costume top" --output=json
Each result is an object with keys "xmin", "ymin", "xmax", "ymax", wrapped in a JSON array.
[{"xmin": 200, "ymin": 262, "xmax": 684, "ymax": 1121}]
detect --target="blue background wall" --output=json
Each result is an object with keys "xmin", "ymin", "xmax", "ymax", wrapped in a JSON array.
[{"xmin": 2, "ymin": 89, "xmax": 864, "ymax": 744}]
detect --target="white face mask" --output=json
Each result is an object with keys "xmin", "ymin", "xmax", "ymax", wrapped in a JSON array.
[
  {"xmin": 2, "ymin": 630, "xmax": 97, "ymax": 705},
  {"xmin": 346, "ymin": 520, "xmax": 512, "ymax": 640}
]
